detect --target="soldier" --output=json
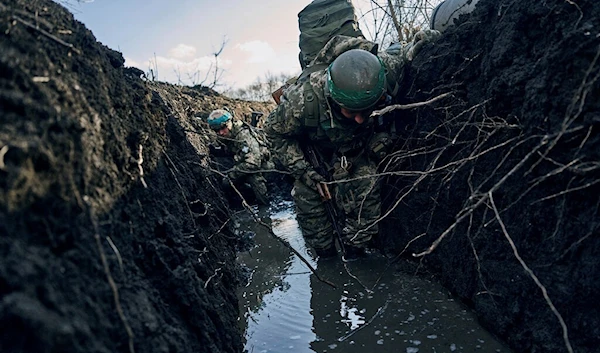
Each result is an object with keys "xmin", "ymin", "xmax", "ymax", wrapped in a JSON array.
[
  {"xmin": 208, "ymin": 109, "xmax": 272, "ymax": 205},
  {"xmin": 265, "ymin": 31, "xmax": 440, "ymax": 260}
]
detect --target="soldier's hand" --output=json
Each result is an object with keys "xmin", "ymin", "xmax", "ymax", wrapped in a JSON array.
[
  {"xmin": 300, "ymin": 169, "xmax": 325, "ymax": 189},
  {"xmin": 406, "ymin": 29, "xmax": 441, "ymax": 61},
  {"xmin": 369, "ymin": 132, "xmax": 395, "ymax": 160},
  {"xmin": 385, "ymin": 42, "xmax": 404, "ymax": 56}
]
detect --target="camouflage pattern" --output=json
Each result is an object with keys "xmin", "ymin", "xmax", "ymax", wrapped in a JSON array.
[
  {"xmin": 224, "ymin": 120, "xmax": 273, "ymax": 204},
  {"xmin": 265, "ymin": 33, "xmax": 436, "ymax": 252}
]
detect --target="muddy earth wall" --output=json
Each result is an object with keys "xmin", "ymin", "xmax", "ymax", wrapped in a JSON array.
[
  {"xmin": 0, "ymin": 0, "xmax": 272, "ymax": 352},
  {"xmin": 379, "ymin": 1, "xmax": 599, "ymax": 352}
]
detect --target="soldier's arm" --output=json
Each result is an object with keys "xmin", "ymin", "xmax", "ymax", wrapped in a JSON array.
[
  {"xmin": 380, "ymin": 29, "xmax": 441, "ymax": 68},
  {"xmin": 234, "ymin": 128, "xmax": 262, "ymax": 171},
  {"xmin": 264, "ymin": 85, "xmax": 312, "ymax": 180}
]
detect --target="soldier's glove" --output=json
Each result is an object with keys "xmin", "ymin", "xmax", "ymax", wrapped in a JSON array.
[
  {"xmin": 332, "ymin": 159, "xmax": 352, "ymax": 181},
  {"xmin": 406, "ymin": 29, "xmax": 441, "ymax": 61},
  {"xmin": 385, "ymin": 42, "xmax": 404, "ymax": 56},
  {"xmin": 300, "ymin": 169, "xmax": 325, "ymax": 189},
  {"xmin": 369, "ymin": 132, "xmax": 395, "ymax": 160}
]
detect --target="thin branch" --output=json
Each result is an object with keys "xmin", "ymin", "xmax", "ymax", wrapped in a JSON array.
[
  {"xmin": 207, "ymin": 166, "xmax": 337, "ymax": 289},
  {"xmin": 0, "ymin": 145, "xmax": 8, "ymax": 170},
  {"xmin": 530, "ymin": 179, "xmax": 600, "ymax": 204},
  {"xmin": 489, "ymin": 192, "xmax": 573, "ymax": 353},
  {"xmin": 136, "ymin": 143, "xmax": 148, "ymax": 188},
  {"xmin": 413, "ymin": 136, "xmax": 548, "ymax": 257},
  {"xmin": 90, "ymin": 214, "xmax": 135, "ymax": 353},
  {"xmin": 371, "ymin": 92, "xmax": 453, "ymax": 116},
  {"xmin": 204, "ymin": 267, "xmax": 223, "ymax": 289},
  {"xmin": 105, "ymin": 236, "xmax": 124, "ymax": 275},
  {"xmin": 12, "ymin": 15, "xmax": 81, "ymax": 54},
  {"xmin": 162, "ymin": 149, "xmax": 196, "ymax": 229},
  {"xmin": 209, "ymin": 219, "xmax": 230, "ymax": 240},
  {"xmin": 387, "ymin": 0, "xmax": 404, "ymax": 41}
]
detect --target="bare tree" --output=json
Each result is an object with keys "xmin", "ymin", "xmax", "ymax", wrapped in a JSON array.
[
  {"xmin": 357, "ymin": 0, "xmax": 442, "ymax": 46},
  {"xmin": 225, "ymin": 71, "xmax": 296, "ymax": 102},
  {"xmin": 147, "ymin": 52, "xmax": 159, "ymax": 81},
  {"xmin": 209, "ymin": 37, "xmax": 228, "ymax": 89}
]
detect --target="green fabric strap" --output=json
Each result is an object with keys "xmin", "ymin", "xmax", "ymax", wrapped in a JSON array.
[{"xmin": 303, "ymin": 81, "xmax": 319, "ymax": 128}]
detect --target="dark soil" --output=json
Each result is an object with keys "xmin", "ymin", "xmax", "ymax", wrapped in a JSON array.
[
  {"xmin": 0, "ymin": 0, "xmax": 598, "ymax": 353},
  {"xmin": 378, "ymin": 1, "xmax": 600, "ymax": 352},
  {"xmin": 0, "ymin": 1, "xmax": 272, "ymax": 352}
]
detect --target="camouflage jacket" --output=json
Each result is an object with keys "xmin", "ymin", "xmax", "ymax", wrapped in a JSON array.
[
  {"xmin": 265, "ymin": 35, "xmax": 412, "ymax": 180},
  {"xmin": 226, "ymin": 120, "xmax": 271, "ymax": 173}
]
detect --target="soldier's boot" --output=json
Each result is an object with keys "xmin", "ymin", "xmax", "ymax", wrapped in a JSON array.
[
  {"xmin": 342, "ymin": 245, "xmax": 366, "ymax": 262},
  {"xmin": 314, "ymin": 245, "xmax": 337, "ymax": 259},
  {"xmin": 250, "ymin": 178, "xmax": 269, "ymax": 206},
  {"xmin": 253, "ymin": 188, "xmax": 269, "ymax": 206}
]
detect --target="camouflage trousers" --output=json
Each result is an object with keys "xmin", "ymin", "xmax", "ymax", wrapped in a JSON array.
[
  {"xmin": 231, "ymin": 172, "xmax": 269, "ymax": 206},
  {"xmin": 291, "ymin": 154, "xmax": 381, "ymax": 251}
]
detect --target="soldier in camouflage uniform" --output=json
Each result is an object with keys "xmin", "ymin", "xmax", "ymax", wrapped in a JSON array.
[
  {"xmin": 208, "ymin": 109, "xmax": 272, "ymax": 205},
  {"xmin": 265, "ymin": 31, "xmax": 440, "ymax": 259}
]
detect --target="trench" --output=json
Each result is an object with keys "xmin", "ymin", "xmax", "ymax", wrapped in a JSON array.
[{"xmin": 234, "ymin": 197, "xmax": 513, "ymax": 353}]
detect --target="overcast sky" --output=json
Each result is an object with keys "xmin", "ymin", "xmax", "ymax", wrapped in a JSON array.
[{"xmin": 70, "ymin": 0, "xmax": 374, "ymax": 92}]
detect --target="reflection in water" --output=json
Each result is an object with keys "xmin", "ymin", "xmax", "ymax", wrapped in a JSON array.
[
  {"xmin": 237, "ymin": 199, "xmax": 316, "ymax": 353},
  {"xmin": 340, "ymin": 292, "xmax": 366, "ymax": 330},
  {"xmin": 236, "ymin": 200, "xmax": 512, "ymax": 353}
]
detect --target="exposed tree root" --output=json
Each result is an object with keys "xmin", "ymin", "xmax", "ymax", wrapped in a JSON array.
[
  {"xmin": 489, "ymin": 192, "xmax": 573, "ymax": 353},
  {"xmin": 89, "ymin": 209, "xmax": 135, "ymax": 353}
]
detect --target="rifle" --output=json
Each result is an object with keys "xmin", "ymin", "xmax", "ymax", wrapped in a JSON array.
[
  {"xmin": 303, "ymin": 143, "xmax": 347, "ymax": 256},
  {"xmin": 271, "ymin": 76, "xmax": 298, "ymax": 105},
  {"xmin": 249, "ymin": 111, "xmax": 264, "ymax": 127}
]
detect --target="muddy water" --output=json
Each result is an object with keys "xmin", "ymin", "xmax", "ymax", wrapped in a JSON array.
[{"xmin": 236, "ymin": 199, "xmax": 512, "ymax": 353}]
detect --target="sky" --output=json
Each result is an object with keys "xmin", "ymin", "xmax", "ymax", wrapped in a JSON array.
[{"xmin": 69, "ymin": 0, "xmax": 373, "ymax": 92}]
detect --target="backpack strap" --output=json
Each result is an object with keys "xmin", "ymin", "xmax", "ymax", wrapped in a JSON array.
[
  {"xmin": 297, "ymin": 63, "xmax": 329, "ymax": 131},
  {"xmin": 302, "ymin": 80, "xmax": 320, "ymax": 129},
  {"xmin": 387, "ymin": 76, "xmax": 400, "ymax": 96},
  {"xmin": 297, "ymin": 63, "xmax": 329, "ymax": 82}
]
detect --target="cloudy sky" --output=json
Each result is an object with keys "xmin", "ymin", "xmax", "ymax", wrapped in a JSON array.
[{"xmin": 70, "ymin": 0, "xmax": 375, "ymax": 92}]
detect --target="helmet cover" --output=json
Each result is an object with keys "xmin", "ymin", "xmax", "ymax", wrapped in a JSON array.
[
  {"xmin": 207, "ymin": 109, "xmax": 232, "ymax": 130},
  {"xmin": 326, "ymin": 49, "xmax": 387, "ymax": 111}
]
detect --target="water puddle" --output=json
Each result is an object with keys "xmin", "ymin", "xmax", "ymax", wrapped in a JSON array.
[{"xmin": 236, "ymin": 199, "xmax": 512, "ymax": 353}]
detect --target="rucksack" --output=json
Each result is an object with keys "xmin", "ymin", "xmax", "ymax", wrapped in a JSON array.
[
  {"xmin": 271, "ymin": 0, "xmax": 365, "ymax": 104},
  {"xmin": 272, "ymin": 1, "xmax": 398, "ymax": 131},
  {"xmin": 298, "ymin": 0, "xmax": 364, "ymax": 69}
]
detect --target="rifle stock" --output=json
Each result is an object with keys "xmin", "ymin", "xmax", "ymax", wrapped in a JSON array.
[
  {"xmin": 271, "ymin": 86, "xmax": 285, "ymax": 105},
  {"xmin": 271, "ymin": 76, "xmax": 298, "ymax": 105}
]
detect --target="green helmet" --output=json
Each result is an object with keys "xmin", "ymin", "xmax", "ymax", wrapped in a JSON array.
[
  {"xmin": 207, "ymin": 109, "xmax": 232, "ymax": 130},
  {"xmin": 326, "ymin": 49, "xmax": 387, "ymax": 111}
]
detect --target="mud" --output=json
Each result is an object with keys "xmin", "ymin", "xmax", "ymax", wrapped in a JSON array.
[{"xmin": 0, "ymin": 0, "xmax": 598, "ymax": 353}]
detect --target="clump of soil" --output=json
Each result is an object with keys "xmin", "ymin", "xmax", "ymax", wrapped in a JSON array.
[
  {"xmin": 0, "ymin": 1, "xmax": 272, "ymax": 352},
  {"xmin": 379, "ymin": 0, "xmax": 599, "ymax": 352}
]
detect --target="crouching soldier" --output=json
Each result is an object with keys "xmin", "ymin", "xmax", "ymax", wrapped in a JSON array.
[
  {"xmin": 265, "ymin": 31, "xmax": 440, "ymax": 260},
  {"xmin": 207, "ymin": 109, "xmax": 273, "ymax": 205}
]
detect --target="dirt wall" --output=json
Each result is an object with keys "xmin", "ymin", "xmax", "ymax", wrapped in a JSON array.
[
  {"xmin": 0, "ymin": 1, "xmax": 274, "ymax": 352},
  {"xmin": 379, "ymin": 1, "xmax": 599, "ymax": 352}
]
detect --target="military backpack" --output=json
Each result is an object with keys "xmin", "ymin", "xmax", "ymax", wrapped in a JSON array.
[{"xmin": 298, "ymin": 0, "xmax": 363, "ymax": 69}]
